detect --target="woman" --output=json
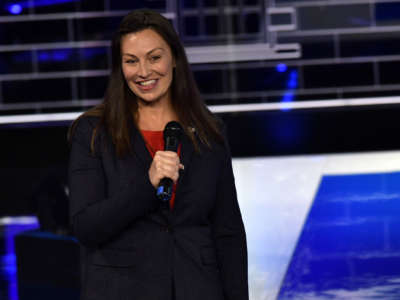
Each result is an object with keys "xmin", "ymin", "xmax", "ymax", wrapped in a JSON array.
[{"xmin": 69, "ymin": 9, "xmax": 248, "ymax": 300}]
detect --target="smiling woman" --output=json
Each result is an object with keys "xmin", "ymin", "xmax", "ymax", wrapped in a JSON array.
[
  {"xmin": 68, "ymin": 9, "xmax": 248, "ymax": 300},
  {"xmin": 121, "ymin": 29, "xmax": 175, "ymax": 108}
]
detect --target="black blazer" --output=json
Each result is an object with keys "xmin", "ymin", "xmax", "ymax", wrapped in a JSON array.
[{"xmin": 69, "ymin": 116, "xmax": 248, "ymax": 300}]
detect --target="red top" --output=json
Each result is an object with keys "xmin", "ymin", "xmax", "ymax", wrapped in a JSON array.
[{"xmin": 141, "ymin": 130, "xmax": 180, "ymax": 210}]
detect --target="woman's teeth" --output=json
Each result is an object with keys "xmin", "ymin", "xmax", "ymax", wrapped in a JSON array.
[{"xmin": 138, "ymin": 80, "xmax": 156, "ymax": 86}]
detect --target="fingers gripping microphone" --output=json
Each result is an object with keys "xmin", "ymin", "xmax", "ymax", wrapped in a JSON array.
[{"xmin": 157, "ymin": 121, "xmax": 183, "ymax": 202}]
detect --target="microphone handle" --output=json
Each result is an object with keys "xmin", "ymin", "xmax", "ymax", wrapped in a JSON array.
[
  {"xmin": 156, "ymin": 135, "xmax": 179, "ymax": 202},
  {"xmin": 157, "ymin": 177, "xmax": 174, "ymax": 202}
]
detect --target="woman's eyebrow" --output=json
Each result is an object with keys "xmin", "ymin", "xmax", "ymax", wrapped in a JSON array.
[
  {"xmin": 122, "ymin": 48, "xmax": 164, "ymax": 57},
  {"xmin": 147, "ymin": 47, "xmax": 164, "ymax": 54}
]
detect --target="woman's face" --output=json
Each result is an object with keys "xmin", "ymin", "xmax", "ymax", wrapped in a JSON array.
[{"xmin": 121, "ymin": 29, "xmax": 175, "ymax": 105}]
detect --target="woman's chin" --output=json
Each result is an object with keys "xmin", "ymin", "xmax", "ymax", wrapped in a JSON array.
[
  {"xmin": 137, "ymin": 92, "xmax": 170, "ymax": 106},
  {"xmin": 137, "ymin": 96, "xmax": 162, "ymax": 106}
]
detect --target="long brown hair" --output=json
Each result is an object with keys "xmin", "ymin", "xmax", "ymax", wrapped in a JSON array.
[{"xmin": 69, "ymin": 9, "xmax": 223, "ymax": 157}]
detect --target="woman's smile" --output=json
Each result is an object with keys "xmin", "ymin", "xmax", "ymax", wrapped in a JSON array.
[{"xmin": 135, "ymin": 79, "xmax": 158, "ymax": 91}]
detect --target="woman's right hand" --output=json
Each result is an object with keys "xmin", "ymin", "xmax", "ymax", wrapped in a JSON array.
[{"xmin": 148, "ymin": 151, "xmax": 184, "ymax": 188}]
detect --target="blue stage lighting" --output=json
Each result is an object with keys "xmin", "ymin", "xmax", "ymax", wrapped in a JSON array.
[
  {"xmin": 38, "ymin": 49, "xmax": 71, "ymax": 62},
  {"xmin": 53, "ymin": 50, "xmax": 69, "ymax": 61},
  {"xmin": 3, "ymin": 218, "xmax": 39, "ymax": 300},
  {"xmin": 8, "ymin": 4, "xmax": 23, "ymax": 14},
  {"xmin": 6, "ymin": 0, "xmax": 79, "ymax": 14},
  {"xmin": 276, "ymin": 63, "xmax": 287, "ymax": 73},
  {"xmin": 34, "ymin": 0, "xmax": 79, "ymax": 7},
  {"xmin": 280, "ymin": 70, "xmax": 298, "ymax": 111},
  {"xmin": 287, "ymin": 70, "xmax": 298, "ymax": 89},
  {"xmin": 281, "ymin": 92, "xmax": 294, "ymax": 111}
]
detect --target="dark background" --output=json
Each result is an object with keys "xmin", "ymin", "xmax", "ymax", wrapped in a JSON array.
[{"xmin": 2, "ymin": 104, "xmax": 400, "ymax": 216}]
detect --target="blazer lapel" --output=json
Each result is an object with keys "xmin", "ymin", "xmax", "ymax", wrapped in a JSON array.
[
  {"xmin": 130, "ymin": 125, "xmax": 153, "ymax": 170},
  {"xmin": 127, "ymin": 126, "xmax": 170, "ymax": 224},
  {"xmin": 179, "ymin": 131, "xmax": 194, "ymax": 182},
  {"xmin": 172, "ymin": 130, "xmax": 195, "ymax": 215}
]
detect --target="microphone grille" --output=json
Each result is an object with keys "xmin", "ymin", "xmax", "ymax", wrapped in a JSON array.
[{"xmin": 164, "ymin": 121, "xmax": 183, "ymax": 140}]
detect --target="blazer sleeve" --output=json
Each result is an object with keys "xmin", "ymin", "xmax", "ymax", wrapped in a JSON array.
[
  {"xmin": 68, "ymin": 117, "xmax": 159, "ymax": 248},
  {"xmin": 211, "ymin": 130, "xmax": 249, "ymax": 300}
]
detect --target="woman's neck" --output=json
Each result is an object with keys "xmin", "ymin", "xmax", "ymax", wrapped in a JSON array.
[{"xmin": 136, "ymin": 99, "xmax": 177, "ymax": 131}]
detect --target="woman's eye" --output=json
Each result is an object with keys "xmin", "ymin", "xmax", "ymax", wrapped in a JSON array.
[
  {"xmin": 125, "ymin": 59, "xmax": 137, "ymax": 64},
  {"xmin": 151, "ymin": 56, "xmax": 161, "ymax": 62}
]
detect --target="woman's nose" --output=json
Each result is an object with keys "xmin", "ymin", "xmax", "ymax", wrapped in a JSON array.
[{"xmin": 138, "ymin": 61, "xmax": 151, "ymax": 78}]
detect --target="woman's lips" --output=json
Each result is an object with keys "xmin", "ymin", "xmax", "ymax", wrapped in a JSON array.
[{"xmin": 135, "ymin": 79, "xmax": 158, "ymax": 91}]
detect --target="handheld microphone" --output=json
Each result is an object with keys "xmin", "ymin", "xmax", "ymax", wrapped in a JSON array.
[{"xmin": 157, "ymin": 121, "xmax": 183, "ymax": 202}]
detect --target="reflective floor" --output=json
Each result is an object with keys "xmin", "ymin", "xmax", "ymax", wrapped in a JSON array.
[
  {"xmin": 278, "ymin": 172, "xmax": 400, "ymax": 299},
  {"xmin": 234, "ymin": 152, "xmax": 400, "ymax": 299}
]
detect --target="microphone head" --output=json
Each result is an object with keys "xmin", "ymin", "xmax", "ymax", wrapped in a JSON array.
[
  {"xmin": 164, "ymin": 121, "xmax": 183, "ymax": 139},
  {"xmin": 164, "ymin": 121, "xmax": 183, "ymax": 152}
]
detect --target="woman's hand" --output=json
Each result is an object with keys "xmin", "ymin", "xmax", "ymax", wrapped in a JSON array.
[{"xmin": 148, "ymin": 151, "xmax": 184, "ymax": 188}]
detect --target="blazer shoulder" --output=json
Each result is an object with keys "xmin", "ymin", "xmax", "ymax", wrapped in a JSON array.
[
  {"xmin": 70, "ymin": 115, "xmax": 104, "ymax": 152},
  {"xmin": 73, "ymin": 115, "xmax": 101, "ymax": 133}
]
